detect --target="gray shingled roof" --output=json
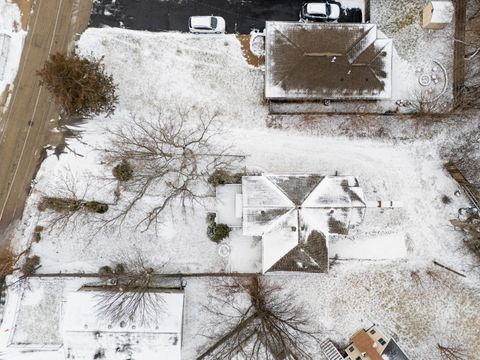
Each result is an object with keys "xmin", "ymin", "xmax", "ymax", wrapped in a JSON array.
[{"xmin": 381, "ymin": 339, "xmax": 411, "ymax": 360}]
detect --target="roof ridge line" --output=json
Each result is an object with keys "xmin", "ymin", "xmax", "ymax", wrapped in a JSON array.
[
  {"xmin": 300, "ymin": 176, "xmax": 325, "ymax": 207},
  {"xmin": 346, "ymin": 24, "xmax": 377, "ymax": 65},
  {"xmin": 262, "ymin": 174, "xmax": 296, "ymax": 207},
  {"xmin": 261, "ymin": 208, "xmax": 297, "ymax": 236}
]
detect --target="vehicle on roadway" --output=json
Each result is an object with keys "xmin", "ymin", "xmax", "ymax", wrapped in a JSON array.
[
  {"xmin": 188, "ymin": 16, "xmax": 226, "ymax": 34},
  {"xmin": 300, "ymin": 2, "xmax": 341, "ymax": 22}
]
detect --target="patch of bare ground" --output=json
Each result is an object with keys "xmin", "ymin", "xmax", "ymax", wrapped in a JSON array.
[
  {"xmin": 13, "ymin": 0, "xmax": 33, "ymax": 31},
  {"xmin": 0, "ymin": 84, "xmax": 10, "ymax": 114},
  {"xmin": 237, "ymin": 34, "xmax": 264, "ymax": 67},
  {"xmin": 267, "ymin": 113, "xmax": 462, "ymax": 140}
]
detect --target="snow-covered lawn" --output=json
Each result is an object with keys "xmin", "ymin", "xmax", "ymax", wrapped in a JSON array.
[
  {"xmin": 0, "ymin": 0, "xmax": 25, "ymax": 108},
  {"xmin": 14, "ymin": 28, "xmax": 473, "ymax": 275},
  {"xmin": 183, "ymin": 267, "xmax": 480, "ymax": 360},
  {"xmin": 3, "ymin": 269, "xmax": 479, "ymax": 360},
  {"xmin": 371, "ymin": 0, "xmax": 454, "ymax": 108},
  {"xmin": 10, "ymin": 279, "xmax": 65, "ymax": 346},
  {"xmin": 3, "ymin": 28, "xmax": 479, "ymax": 359},
  {"xmin": 28, "ymin": 124, "xmax": 473, "ymax": 274},
  {"xmin": 372, "ymin": 0, "xmax": 453, "ymax": 63}
]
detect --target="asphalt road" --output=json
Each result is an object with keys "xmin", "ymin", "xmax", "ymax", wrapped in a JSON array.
[
  {"xmin": 0, "ymin": 0, "xmax": 92, "ymax": 245},
  {"xmin": 91, "ymin": 0, "xmax": 363, "ymax": 34}
]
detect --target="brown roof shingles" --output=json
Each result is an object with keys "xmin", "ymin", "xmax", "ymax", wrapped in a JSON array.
[
  {"xmin": 352, "ymin": 330, "xmax": 384, "ymax": 360},
  {"xmin": 265, "ymin": 22, "xmax": 392, "ymax": 100}
]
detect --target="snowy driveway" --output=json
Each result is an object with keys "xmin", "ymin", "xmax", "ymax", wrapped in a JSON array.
[{"xmin": 91, "ymin": 0, "xmax": 365, "ymax": 34}]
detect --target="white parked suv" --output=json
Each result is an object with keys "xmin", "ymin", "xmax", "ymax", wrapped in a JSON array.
[
  {"xmin": 188, "ymin": 16, "xmax": 226, "ymax": 34},
  {"xmin": 300, "ymin": 2, "xmax": 341, "ymax": 22}
]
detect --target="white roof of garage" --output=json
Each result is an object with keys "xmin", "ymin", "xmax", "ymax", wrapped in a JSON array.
[
  {"xmin": 62, "ymin": 290, "xmax": 184, "ymax": 360},
  {"xmin": 242, "ymin": 174, "xmax": 366, "ymax": 272}
]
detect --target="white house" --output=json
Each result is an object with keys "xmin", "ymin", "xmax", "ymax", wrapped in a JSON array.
[
  {"xmin": 216, "ymin": 174, "xmax": 376, "ymax": 273},
  {"xmin": 62, "ymin": 289, "xmax": 185, "ymax": 360}
]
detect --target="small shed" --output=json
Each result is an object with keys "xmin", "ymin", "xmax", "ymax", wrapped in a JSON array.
[{"xmin": 422, "ymin": 1, "xmax": 454, "ymax": 29}]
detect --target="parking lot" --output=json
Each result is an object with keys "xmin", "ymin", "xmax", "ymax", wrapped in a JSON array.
[{"xmin": 91, "ymin": 0, "xmax": 365, "ymax": 34}]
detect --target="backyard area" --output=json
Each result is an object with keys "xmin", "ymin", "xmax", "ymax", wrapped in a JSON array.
[
  {"xmin": 8, "ymin": 28, "xmax": 473, "ymax": 277},
  {"xmin": 4, "ymin": 267, "xmax": 480, "ymax": 359}
]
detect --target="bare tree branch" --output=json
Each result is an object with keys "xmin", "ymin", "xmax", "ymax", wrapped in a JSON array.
[
  {"xmin": 437, "ymin": 343, "xmax": 470, "ymax": 360},
  {"xmin": 101, "ymin": 107, "xmax": 240, "ymax": 231},
  {"xmin": 199, "ymin": 276, "xmax": 319, "ymax": 360},
  {"xmin": 95, "ymin": 251, "xmax": 166, "ymax": 325},
  {"xmin": 38, "ymin": 167, "xmax": 109, "ymax": 235}
]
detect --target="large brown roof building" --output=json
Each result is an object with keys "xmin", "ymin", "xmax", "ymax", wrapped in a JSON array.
[{"xmin": 265, "ymin": 22, "xmax": 393, "ymax": 100}]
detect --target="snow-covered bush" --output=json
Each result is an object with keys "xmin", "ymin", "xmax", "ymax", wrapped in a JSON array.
[
  {"xmin": 207, "ymin": 223, "xmax": 231, "ymax": 243},
  {"xmin": 114, "ymin": 263, "xmax": 126, "ymax": 274},
  {"xmin": 38, "ymin": 197, "xmax": 108, "ymax": 214},
  {"xmin": 99, "ymin": 265, "xmax": 112, "ymax": 275},
  {"xmin": 208, "ymin": 169, "xmax": 243, "ymax": 187},
  {"xmin": 84, "ymin": 201, "xmax": 109, "ymax": 214},
  {"xmin": 38, "ymin": 197, "xmax": 82, "ymax": 213},
  {"xmin": 33, "ymin": 225, "xmax": 44, "ymax": 242},
  {"xmin": 112, "ymin": 160, "xmax": 133, "ymax": 182},
  {"xmin": 22, "ymin": 256, "xmax": 40, "ymax": 276}
]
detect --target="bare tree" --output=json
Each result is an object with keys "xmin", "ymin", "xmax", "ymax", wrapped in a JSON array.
[
  {"xmin": 103, "ymin": 107, "xmax": 238, "ymax": 230},
  {"xmin": 437, "ymin": 344, "xmax": 470, "ymax": 360},
  {"xmin": 0, "ymin": 247, "xmax": 23, "ymax": 277},
  {"xmin": 198, "ymin": 276, "xmax": 319, "ymax": 360},
  {"xmin": 455, "ymin": 0, "xmax": 480, "ymax": 109},
  {"xmin": 410, "ymin": 270, "xmax": 423, "ymax": 288},
  {"xmin": 450, "ymin": 217, "xmax": 480, "ymax": 260},
  {"xmin": 95, "ymin": 252, "xmax": 166, "ymax": 325},
  {"xmin": 37, "ymin": 168, "xmax": 109, "ymax": 233},
  {"xmin": 409, "ymin": 88, "xmax": 441, "ymax": 116},
  {"xmin": 468, "ymin": 0, "xmax": 480, "ymax": 22}
]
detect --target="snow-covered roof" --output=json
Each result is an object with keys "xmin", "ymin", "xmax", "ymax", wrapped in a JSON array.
[
  {"xmin": 265, "ymin": 22, "xmax": 393, "ymax": 100},
  {"xmin": 261, "ymin": 210, "xmax": 299, "ymax": 272},
  {"xmin": 62, "ymin": 290, "xmax": 184, "ymax": 360},
  {"xmin": 216, "ymin": 184, "xmax": 243, "ymax": 227},
  {"xmin": 242, "ymin": 174, "xmax": 367, "ymax": 273},
  {"xmin": 430, "ymin": 1, "xmax": 454, "ymax": 24}
]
